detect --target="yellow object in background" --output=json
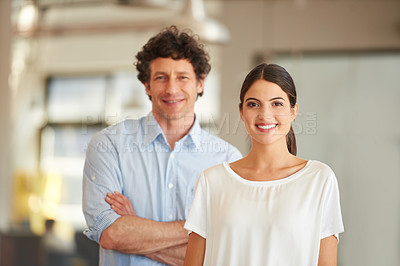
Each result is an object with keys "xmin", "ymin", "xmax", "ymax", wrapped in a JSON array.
[{"xmin": 11, "ymin": 171, "xmax": 63, "ymax": 235}]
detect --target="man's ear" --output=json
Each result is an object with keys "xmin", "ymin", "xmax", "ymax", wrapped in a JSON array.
[
  {"xmin": 144, "ymin": 82, "xmax": 151, "ymax": 97},
  {"xmin": 197, "ymin": 76, "xmax": 205, "ymax": 95}
]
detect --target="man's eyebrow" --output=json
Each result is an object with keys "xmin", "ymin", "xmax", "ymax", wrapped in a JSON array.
[
  {"xmin": 152, "ymin": 71, "xmax": 191, "ymax": 76},
  {"xmin": 176, "ymin": 71, "xmax": 191, "ymax": 76},
  {"xmin": 152, "ymin": 71, "xmax": 166, "ymax": 76}
]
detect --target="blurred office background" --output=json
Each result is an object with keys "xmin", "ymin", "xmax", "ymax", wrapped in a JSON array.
[{"xmin": 0, "ymin": 0, "xmax": 399, "ymax": 265}]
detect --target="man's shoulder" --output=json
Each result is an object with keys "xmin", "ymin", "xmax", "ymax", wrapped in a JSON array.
[
  {"xmin": 197, "ymin": 128, "xmax": 232, "ymax": 145},
  {"xmin": 194, "ymin": 129, "xmax": 242, "ymax": 159},
  {"xmin": 89, "ymin": 117, "xmax": 145, "ymax": 144},
  {"xmin": 107, "ymin": 117, "xmax": 145, "ymax": 134}
]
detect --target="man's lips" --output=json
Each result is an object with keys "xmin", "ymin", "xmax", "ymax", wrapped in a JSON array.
[{"xmin": 162, "ymin": 99, "xmax": 184, "ymax": 104}]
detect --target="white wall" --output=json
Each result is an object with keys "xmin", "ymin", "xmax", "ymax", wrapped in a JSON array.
[
  {"xmin": 218, "ymin": 1, "xmax": 400, "ymax": 266},
  {"xmin": 275, "ymin": 53, "xmax": 400, "ymax": 266},
  {"xmin": 220, "ymin": 0, "xmax": 400, "ymax": 152}
]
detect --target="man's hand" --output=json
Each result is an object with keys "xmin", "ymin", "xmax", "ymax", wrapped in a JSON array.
[
  {"xmin": 105, "ymin": 192, "xmax": 136, "ymax": 216},
  {"xmin": 147, "ymin": 244, "xmax": 187, "ymax": 266}
]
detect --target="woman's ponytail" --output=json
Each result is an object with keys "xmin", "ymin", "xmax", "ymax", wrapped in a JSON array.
[{"xmin": 286, "ymin": 126, "xmax": 297, "ymax": 156}]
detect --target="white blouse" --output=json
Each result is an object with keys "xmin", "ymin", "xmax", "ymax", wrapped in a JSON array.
[{"xmin": 184, "ymin": 160, "xmax": 344, "ymax": 266}]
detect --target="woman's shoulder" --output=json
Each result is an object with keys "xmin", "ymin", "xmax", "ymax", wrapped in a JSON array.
[
  {"xmin": 199, "ymin": 163, "xmax": 232, "ymax": 184},
  {"xmin": 202, "ymin": 162, "xmax": 229, "ymax": 175},
  {"xmin": 308, "ymin": 160, "xmax": 334, "ymax": 172},
  {"xmin": 304, "ymin": 160, "xmax": 337, "ymax": 183}
]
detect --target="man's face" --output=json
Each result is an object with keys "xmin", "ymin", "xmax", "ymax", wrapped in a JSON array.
[{"xmin": 144, "ymin": 57, "xmax": 204, "ymax": 122}]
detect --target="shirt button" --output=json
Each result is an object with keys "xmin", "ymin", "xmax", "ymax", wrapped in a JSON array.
[
  {"xmin": 168, "ymin": 214, "xmax": 173, "ymax": 220},
  {"xmin": 91, "ymin": 176, "xmax": 96, "ymax": 181},
  {"xmin": 168, "ymin": 183, "xmax": 174, "ymax": 189},
  {"xmin": 170, "ymin": 154, "xmax": 175, "ymax": 159}
]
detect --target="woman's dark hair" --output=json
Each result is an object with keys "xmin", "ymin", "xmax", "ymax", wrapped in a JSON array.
[
  {"xmin": 135, "ymin": 25, "xmax": 211, "ymax": 98},
  {"xmin": 239, "ymin": 63, "xmax": 297, "ymax": 155}
]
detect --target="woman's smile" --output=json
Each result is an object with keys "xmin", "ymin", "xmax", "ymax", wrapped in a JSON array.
[{"xmin": 256, "ymin": 123, "xmax": 278, "ymax": 132}]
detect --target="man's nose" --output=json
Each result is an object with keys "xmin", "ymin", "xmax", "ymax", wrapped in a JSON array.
[{"xmin": 165, "ymin": 78, "xmax": 178, "ymax": 94}]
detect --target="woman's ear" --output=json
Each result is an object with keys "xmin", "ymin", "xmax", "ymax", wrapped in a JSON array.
[
  {"xmin": 291, "ymin": 103, "xmax": 299, "ymax": 121},
  {"xmin": 239, "ymin": 104, "xmax": 244, "ymax": 121}
]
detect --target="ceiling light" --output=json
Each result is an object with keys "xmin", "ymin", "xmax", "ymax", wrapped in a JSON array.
[
  {"xmin": 169, "ymin": 0, "xmax": 230, "ymax": 44},
  {"xmin": 17, "ymin": 1, "xmax": 39, "ymax": 35}
]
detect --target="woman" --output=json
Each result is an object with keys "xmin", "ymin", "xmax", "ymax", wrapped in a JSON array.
[{"xmin": 183, "ymin": 63, "xmax": 344, "ymax": 266}]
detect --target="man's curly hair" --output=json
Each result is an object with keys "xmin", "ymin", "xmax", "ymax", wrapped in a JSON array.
[{"xmin": 135, "ymin": 25, "xmax": 211, "ymax": 97}]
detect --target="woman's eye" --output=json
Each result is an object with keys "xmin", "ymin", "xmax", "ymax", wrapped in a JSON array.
[
  {"xmin": 247, "ymin": 102, "xmax": 259, "ymax": 107},
  {"xmin": 273, "ymin": 102, "xmax": 283, "ymax": 107}
]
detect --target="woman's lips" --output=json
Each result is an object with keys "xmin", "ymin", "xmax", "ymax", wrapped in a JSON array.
[{"xmin": 256, "ymin": 124, "xmax": 277, "ymax": 130}]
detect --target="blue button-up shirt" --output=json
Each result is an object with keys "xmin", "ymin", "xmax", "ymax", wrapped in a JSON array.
[{"xmin": 82, "ymin": 113, "xmax": 242, "ymax": 265}]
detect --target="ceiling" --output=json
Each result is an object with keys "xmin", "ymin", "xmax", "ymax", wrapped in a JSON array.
[{"xmin": 13, "ymin": 0, "xmax": 230, "ymax": 44}]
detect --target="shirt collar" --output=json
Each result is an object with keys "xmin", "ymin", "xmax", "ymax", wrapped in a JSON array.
[
  {"xmin": 186, "ymin": 115, "xmax": 202, "ymax": 150},
  {"xmin": 142, "ymin": 112, "xmax": 164, "ymax": 146},
  {"xmin": 142, "ymin": 112, "xmax": 203, "ymax": 149}
]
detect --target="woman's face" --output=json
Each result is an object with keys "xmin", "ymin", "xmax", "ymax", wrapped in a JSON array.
[{"xmin": 240, "ymin": 79, "xmax": 298, "ymax": 146}]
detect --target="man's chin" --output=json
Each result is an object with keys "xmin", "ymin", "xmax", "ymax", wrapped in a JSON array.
[
  {"xmin": 162, "ymin": 113, "xmax": 186, "ymax": 120},
  {"xmin": 160, "ymin": 112, "xmax": 195, "ymax": 121}
]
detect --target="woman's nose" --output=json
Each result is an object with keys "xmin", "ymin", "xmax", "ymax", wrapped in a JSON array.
[{"xmin": 257, "ymin": 106, "xmax": 273, "ymax": 119}]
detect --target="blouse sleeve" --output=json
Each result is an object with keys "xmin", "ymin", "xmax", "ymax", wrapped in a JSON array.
[
  {"xmin": 184, "ymin": 172, "xmax": 207, "ymax": 239},
  {"xmin": 320, "ymin": 171, "xmax": 345, "ymax": 240}
]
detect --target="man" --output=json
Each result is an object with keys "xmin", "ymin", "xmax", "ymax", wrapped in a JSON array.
[{"xmin": 82, "ymin": 25, "xmax": 242, "ymax": 265}]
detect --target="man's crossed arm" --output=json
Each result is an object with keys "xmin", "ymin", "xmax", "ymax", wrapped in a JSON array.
[{"xmin": 101, "ymin": 192, "xmax": 188, "ymax": 265}]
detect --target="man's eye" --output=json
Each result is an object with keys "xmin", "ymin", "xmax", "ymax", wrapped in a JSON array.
[
  {"xmin": 155, "ymin": 76, "xmax": 164, "ymax": 80},
  {"xmin": 273, "ymin": 102, "xmax": 283, "ymax": 107}
]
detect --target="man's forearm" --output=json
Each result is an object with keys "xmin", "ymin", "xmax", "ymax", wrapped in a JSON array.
[
  {"xmin": 100, "ymin": 216, "xmax": 188, "ymax": 254},
  {"xmin": 145, "ymin": 243, "xmax": 187, "ymax": 266}
]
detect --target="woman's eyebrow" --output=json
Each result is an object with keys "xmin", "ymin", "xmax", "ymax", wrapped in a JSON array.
[
  {"xmin": 245, "ymin": 97, "xmax": 260, "ymax": 102},
  {"xmin": 269, "ymin": 97, "xmax": 285, "ymax": 101},
  {"xmin": 245, "ymin": 97, "xmax": 286, "ymax": 102}
]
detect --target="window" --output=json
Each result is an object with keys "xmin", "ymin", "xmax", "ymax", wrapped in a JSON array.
[{"xmin": 40, "ymin": 72, "xmax": 151, "ymax": 229}]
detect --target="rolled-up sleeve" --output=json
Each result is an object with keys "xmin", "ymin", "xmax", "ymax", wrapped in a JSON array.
[{"xmin": 82, "ymin": 132, "xmax": 122, "ymax": 243}]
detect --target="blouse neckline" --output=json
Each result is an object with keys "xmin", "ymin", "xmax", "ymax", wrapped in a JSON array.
[{"xmin": 223, "ymin": 160, "xmax": 312, "ymax": 186}]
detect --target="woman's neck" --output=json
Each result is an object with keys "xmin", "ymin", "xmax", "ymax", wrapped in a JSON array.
[
  {"xmin": 231, "ymin": 139, "xmax": 306, "ymax": 182},
  {"xmin": 246, "ymin": 139, "xmax": 295, "ymax": 169}
]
